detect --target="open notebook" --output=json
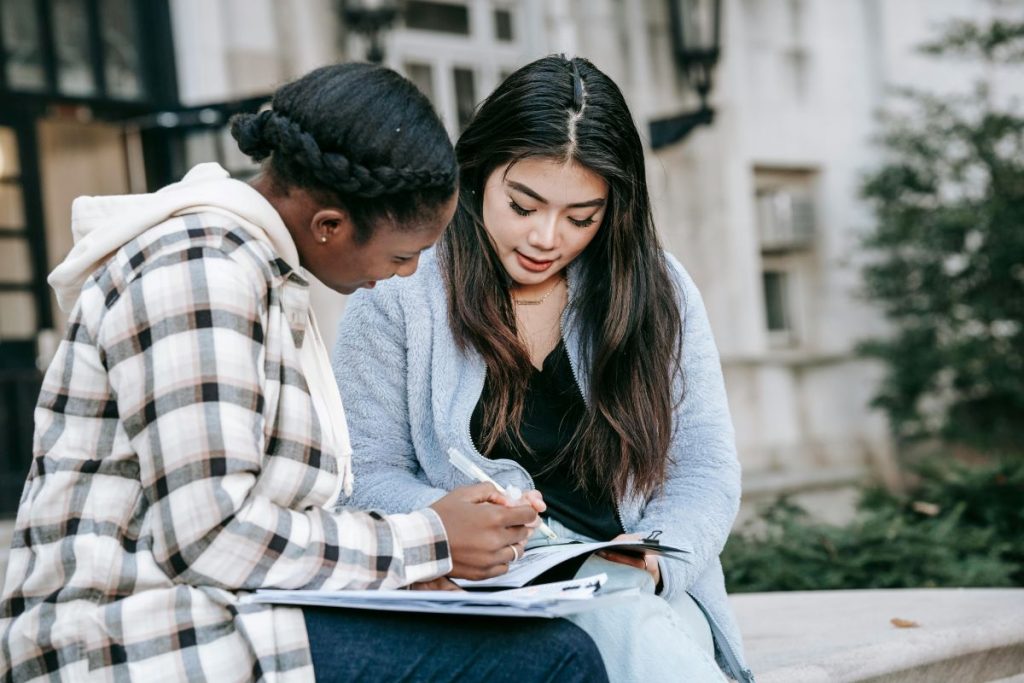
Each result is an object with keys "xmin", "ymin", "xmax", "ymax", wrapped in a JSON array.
[{"xmin": 453, "ymin": 539, "xmax": 690, "ymax": 590}]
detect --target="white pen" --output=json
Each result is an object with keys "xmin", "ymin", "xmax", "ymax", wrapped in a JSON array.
[{"xmin": 447, "ymin": 447, "xmax": 558, "ymax": 541}]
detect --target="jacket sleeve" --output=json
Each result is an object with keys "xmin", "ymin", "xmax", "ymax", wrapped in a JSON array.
[
  {"xmin": 332, "ymin": 279, "xmax": 451, "ymax": 514},
  {"xmin": 637, "ymin": 255, "xmax": 742, "ymax": 602},
  {"xmin": 99, "ymin": 248, "xmax": 451, "ymax": 591}
]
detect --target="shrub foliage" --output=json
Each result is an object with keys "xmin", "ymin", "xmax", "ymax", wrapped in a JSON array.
[
  {"xmin": 859, "ymin": 18, "xmax": 1024, "ymax": 451},
  {"xmin": 723, "ymin": 458, "xmax": 1024, "ymax": 593}
]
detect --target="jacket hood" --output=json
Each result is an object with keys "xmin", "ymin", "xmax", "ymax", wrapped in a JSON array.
[{"xmin": 48, "ymin": 163, "xmax": 299, "ymax": 312}]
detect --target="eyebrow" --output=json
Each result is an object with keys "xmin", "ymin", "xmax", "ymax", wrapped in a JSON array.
[{"xmin": 506, "ymin": 180, "xmax": 606, "ymax": 209}]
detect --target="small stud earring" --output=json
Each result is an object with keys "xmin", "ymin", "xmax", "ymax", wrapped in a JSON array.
[{"xmin": 320, "ymin": 235, "xmax": 328, "ymax": 243}]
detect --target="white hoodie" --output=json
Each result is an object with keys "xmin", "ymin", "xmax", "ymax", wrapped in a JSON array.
[{"xmin": 47, "ymin": 162, "xmax": 353, "ymax": 497}]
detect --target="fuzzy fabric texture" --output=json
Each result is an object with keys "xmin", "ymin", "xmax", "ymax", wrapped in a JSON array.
[{"xmin": 333, "ymin": 249, "xmax": 753, "ymax": 682}]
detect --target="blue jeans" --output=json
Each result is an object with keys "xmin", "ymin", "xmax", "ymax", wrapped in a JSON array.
[{"xmin": 303, "ymin": 607, "xmax": 609, "ymax": 682}]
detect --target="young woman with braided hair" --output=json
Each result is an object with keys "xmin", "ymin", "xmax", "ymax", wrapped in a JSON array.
[
  {"xmin": 336, "ymin": 56, "xmax": 755, "ymax": 682},
  {"xmin": 0, "ymin": 63, "xmax": 608, "ymax": 682}
]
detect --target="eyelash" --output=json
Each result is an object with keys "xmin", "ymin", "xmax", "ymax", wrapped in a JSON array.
[
  {"xmin": 509, "ymin": 200, "xmax": 533, "ymax": 216},
  {"xmin": 508, "ymin": 200, "xmax": 596, "ymax": 228}
]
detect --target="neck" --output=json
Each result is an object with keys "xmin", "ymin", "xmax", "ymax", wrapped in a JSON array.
[
  {"xmin": 250, "ymin": 174, "xmax": 312, "ymax": 263},
  {"xmin": 512, "ymin": 272, "xmax": 564, "ymax": 302}
]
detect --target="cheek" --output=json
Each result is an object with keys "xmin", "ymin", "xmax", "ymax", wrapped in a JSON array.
[
  {"xmin": 565, "ymin": 227, "xmax": 600, "ymax": 258},
  {"xmin": 481, "ymin": 203, "xmax": 518, "ymax": 247}
]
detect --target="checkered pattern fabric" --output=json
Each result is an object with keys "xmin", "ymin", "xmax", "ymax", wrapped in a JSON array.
[{"xmin": 1, "ymin": 215, "xmax": 451, "ymax": 682}]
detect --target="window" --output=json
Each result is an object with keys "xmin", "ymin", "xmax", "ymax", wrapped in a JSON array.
[
  {"xmin": 386, "ymin": 1, "xmax": 522, "ymax": 137},
  {"xmin": 1, "ymin": 0, "xmax": 46, "ymax": 90},
  {"xmin": 53, "ymin": 0, "xmax": 96, "ymax": 96},
  {"xmin": 453, "ymin": 66, "xmax": 476, "ymax": 132},
  {"xmin": 405, "ymin": 1, "xmax": 470, "ymax": 35},
  {"xmin": 1, "ymin": 0, "xmax": 159, "ymax": 101},
  {"xmin": 101, "ymin": 0, "xmax": 144, "ymax": 99},
  {"xmin": 762, "ymin": 270, "xmax": 790, "ymax": 333},
  {"xmin": 0, "ymin": 125, "xmax": 36, "ymax": 340},
  {"xmin": 754, "ymin": 168, "xmax": 817, "ymax": 252},
  {"xmin": 494, "ymin": 8, "xmax": 513, "ymax": 41},
  {"xmin": 404, "ymin": 62, "xmax": 435, "ymax": 103}
]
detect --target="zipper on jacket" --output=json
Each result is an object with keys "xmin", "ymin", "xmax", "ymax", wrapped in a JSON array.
[
  {"xmin": 688, "ymin": 590, "xmax": 755, "ymax": 682},
  {"xmin": 561, "ymin": 286, "xmax": 630, "ymax": 536},
  {"xmin": 462, "ymin": 365, "xmax": 539, "ymax": 493}
]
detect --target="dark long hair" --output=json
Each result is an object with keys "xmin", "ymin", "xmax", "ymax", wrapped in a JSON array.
[
  {"xmin": 440, "ymin": 55, "xmax": 683, "ymax": 499},
  {"xmin": 230, "ymin": 62, "xmax": 457, "ymax": 240}
]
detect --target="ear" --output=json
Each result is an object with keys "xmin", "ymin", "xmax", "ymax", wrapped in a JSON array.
[{"xmin": 310, "ymin": 208, "xmax": 353, "ymax": 245}]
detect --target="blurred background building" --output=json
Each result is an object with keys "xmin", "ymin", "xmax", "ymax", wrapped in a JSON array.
[{"xmin": 1, "ymin": 0, "xmax": 1016, "ymax": 517}]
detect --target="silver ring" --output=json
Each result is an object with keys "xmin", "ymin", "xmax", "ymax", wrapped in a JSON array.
[{"xmin": 510, "ymin": 544, "xmax": 520, "ymax": 562}]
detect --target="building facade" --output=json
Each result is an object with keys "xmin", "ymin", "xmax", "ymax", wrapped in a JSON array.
[{"xmin": 1, "ymin": 0, "xmax": 1013, "ymax": 515}]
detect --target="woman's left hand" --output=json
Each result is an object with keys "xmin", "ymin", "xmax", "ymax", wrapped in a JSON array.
[
  {"xmin": 408, "ymin": 576, "xmax": 464, "ymax": 591},
  {"xmin": 596, "ymin": 533, "xmax": 661, "ymax": 587}
]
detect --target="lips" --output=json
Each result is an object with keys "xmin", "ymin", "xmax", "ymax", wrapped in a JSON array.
[{"xmin": 516, "ymin": 251, "xmax": 556, "ymax": 273}]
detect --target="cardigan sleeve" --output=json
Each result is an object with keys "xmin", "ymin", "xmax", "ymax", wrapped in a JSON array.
[
  {"xmin": 99, "ymin": 248, "xmax": 451, "ymax": 590},
  {"xmin": 637, "ymin": 255, "xmax": 742, "ymax": 602},
  {"xmin": 332, "ymin": 279, "xmax": 451, "ymax": 513}
]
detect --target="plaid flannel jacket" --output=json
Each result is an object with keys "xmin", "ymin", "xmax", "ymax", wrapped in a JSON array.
[{"xmin": 0, "ymin": 214, "xmax": 451, "ymax": 682}]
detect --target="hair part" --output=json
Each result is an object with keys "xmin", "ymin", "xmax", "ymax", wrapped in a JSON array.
[
  {"xmin": 230, "ymin": 62, "xmax": 457, "ymax": 242},
  {"xmin": 440, "ymin": 55, "xmax": 684, "ymax": 500}
]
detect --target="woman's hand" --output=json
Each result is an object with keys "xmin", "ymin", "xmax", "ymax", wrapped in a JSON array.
[
  {"xmin": 596, "ymin": 533, "xmax": 661, "ymax": 587},
  {"xmin": 430, "ymin": 483, "xmax": 535, "ymax": 580},
  {"xmin": 504, "ymin": 486, "xmax": 546, "ymax": 530},
  {"xmin": 409, "ymin": 577, "xmax": 463, "ymax": 591}
]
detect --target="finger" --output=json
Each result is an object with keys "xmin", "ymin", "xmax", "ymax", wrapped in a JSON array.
[
  {"xmin": 496, "ymin": 504, "xmax": 538, "ymax": 527},
  {"xmin": 523, "ymin": 490, "xmax": 547, "ymax": 513},
  {"xmin": 496, "ymin": 524, "xmax": 533, "ymax": 547},
  {"xmin": 458, "ymin": 482, "xmax": 510, "ymax": 505},
  {"xmin": 509, "ymin": 541, "xmax": 526, "ymax": 563},
  {"xmin": 598, "ymin": 551, "xmax": 648, "ymax": 570}
]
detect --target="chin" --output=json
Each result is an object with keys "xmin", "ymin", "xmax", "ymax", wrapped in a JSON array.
[{"xmin": 507, "ymin": 261, "xmax": 560, "ymax": 285}]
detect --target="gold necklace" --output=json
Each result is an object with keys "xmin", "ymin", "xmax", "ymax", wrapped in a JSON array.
[{"xmin": 513, "ymin": 277, "xmax": 564, "ymax": 306}]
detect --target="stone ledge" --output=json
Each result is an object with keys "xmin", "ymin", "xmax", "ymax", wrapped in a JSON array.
[{"xmin": 732, "ymin": 588, "xmax": 1024, "ymax": 682}]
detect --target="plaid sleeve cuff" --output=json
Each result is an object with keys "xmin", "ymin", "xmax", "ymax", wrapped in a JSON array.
[{"xmin": 383, "ymin": 507, "xmax": 452, "ymax": 586}]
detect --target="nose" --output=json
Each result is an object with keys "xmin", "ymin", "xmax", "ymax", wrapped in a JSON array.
[{"xmin": 527, "ymin": 214, "xmax": 559, "ymax": 251}]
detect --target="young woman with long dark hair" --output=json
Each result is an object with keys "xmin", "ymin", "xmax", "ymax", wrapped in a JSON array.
[
  {"xmin": 0, "ymin": 62, "xmax": 608, "ymax": 683},
  {"xmin": 335, "ymin": 55, "xmax": 754, "ymax": 682}
]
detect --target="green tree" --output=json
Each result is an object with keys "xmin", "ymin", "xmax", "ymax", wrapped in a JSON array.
[{"xmin": 860, "ymin": 18, "xmax": 1024, "ymax": 452}]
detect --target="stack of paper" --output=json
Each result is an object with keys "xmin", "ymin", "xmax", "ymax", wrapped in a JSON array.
[{"xmin": 244, "ymin": 573, "xmax": 636, "ymax": 618}]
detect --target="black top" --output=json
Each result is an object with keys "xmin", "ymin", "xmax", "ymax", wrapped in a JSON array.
[{"xmin": 469, "ymin": 341, "xmax": 624, "ymax": 541}]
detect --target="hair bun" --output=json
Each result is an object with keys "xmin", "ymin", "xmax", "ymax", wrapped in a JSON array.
[{"xmin": 229, "ymin": 110, "xmax": 276, "ymax": 162}]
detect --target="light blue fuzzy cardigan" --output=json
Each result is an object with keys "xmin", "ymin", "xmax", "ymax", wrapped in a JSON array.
[{"xmin": 333, "ymin": 249, "xmax": 754, "ymax": 682}]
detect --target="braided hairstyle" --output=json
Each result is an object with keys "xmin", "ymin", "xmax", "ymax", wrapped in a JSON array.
[{"xmin": 230, "ymin": 62, "xmax": 457, "ymax": 242}]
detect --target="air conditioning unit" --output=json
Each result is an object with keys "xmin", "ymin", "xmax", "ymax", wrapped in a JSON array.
[{"xmin": 756, "ymin": 189, "xmax": 815, "ymax": 252}]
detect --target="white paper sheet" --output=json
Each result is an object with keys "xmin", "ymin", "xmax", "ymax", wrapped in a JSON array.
[{"xmin": 243, "ymin": 573, "xmax": 637, "ymax": 618}]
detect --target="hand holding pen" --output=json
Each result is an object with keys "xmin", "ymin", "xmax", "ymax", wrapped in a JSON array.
[
  {"xmin": 429, "ymin": 482, "xmax": 535, "ymax": 580},
  {"xmin": 448, "ymin": 448, "xmax": 558, "ymax": 541}
]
